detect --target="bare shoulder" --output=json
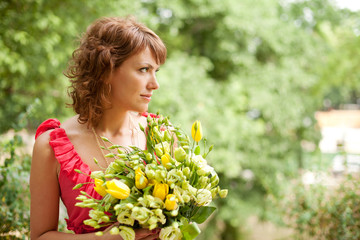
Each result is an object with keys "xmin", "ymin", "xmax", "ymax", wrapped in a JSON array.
[
  {"xmin": 32, "ymin": 129, "xmax": 59, "ymax": 174},
  {"xmin": 61, "ymin": 115, "xmax": 86, "ymax": 136},
  {"xmin": 33, "ymin": 129, "xmax": 54, "ymax": 159}
]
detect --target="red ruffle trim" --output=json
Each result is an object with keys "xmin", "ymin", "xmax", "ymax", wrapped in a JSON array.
[
  {"xmin": 49, "ymin": 127, "xmax": 92, "ymax": 191},
  {"xmin": 35, "ymin": 118, "xmax": 61, "ymax": 139},
  {"xmin": 35, "ymin": 119, "xmax": 103, "ymax": 233}
]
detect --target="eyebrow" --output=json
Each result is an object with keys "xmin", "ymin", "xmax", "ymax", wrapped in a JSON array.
[{"xmin": 139, "ymin": 62, "xmax": 160, "ymax": 70}]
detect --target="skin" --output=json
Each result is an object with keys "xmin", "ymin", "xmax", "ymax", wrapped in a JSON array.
[{"xmin": 30, "ymin": 47, "xmax": 161, "ymax": 240}]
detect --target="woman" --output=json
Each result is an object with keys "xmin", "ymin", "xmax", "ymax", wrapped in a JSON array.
[{"xmin": 30, "ymin": 16, "xmax": 166, "ymax": 240}]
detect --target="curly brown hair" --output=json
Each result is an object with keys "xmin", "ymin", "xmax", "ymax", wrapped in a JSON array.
[{"xmin": 65, "ymin": 16, "xmax": 167, "ymax": 127}]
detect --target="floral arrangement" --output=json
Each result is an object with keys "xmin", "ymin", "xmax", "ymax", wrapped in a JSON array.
[{"xmin": 73, "ymin": 114, "xmax": 228, "ymax": 240}]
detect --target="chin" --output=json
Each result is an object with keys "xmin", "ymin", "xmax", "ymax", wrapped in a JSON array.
[{"xmin": 132, "ymin": 105, "xmax": 148, "ymax": 114}]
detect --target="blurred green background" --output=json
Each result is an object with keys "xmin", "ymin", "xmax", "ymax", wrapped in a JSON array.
[{"xmin": 1, "ymin": 0, "xmax": 360, "ymax": 239}]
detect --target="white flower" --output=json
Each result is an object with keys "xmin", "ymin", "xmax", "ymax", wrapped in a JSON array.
[
  {"xmin": 119, "ymin": 226, "xmax": 135, "ymax": 240},
  {"xmin": 192, "ymin": 155, "xmax": 208, "ymax": 169},
  {"xmin": 116, "ymin": 207, "xmax": 135, "ymax": 226},
  {"xmin": 131, "ymin": 206, "xmax": 153, "ymax": 224},
  {"xmin": 195, "ymin": 189, "xmax": 212, "ymax": 206},
  {"xmin": 159, "ymin": 225, "xmax": 182, "ymax": 240}
]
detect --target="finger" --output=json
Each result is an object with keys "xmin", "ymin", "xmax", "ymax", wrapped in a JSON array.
[
  {"xmin": 135, "ymin": 228, "xmax": 160, "ymax": 239},
  {"xmin": 135, "ymin": 229, "xmax": 155, "ymax": 238},
  {"xmin": 138, "ymin": 233, "xmax": 159, "ymax": 240},
  {"xmin": 103, "ymin": 222, "xmax": 120, "ymax": 234}
]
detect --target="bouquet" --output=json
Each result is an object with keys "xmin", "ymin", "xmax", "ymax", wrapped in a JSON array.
[{"xmin": 74, "ymin": 113, "xmax": 228, "ymax": 240}]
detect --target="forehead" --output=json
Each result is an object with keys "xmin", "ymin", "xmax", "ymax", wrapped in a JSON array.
[{"xmin": 125, "ymin": 47, "xmax": 159, "ymax": 66}]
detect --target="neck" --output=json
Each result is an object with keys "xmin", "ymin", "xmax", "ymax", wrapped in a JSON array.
[{"xmin": 95, "ymin": 108, "xmax": 137, "ymax": 138}]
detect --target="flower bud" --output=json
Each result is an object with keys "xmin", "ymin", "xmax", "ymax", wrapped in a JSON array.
[
  {"xmin": 72, "ymin": 183, "xmax": 84, "ymax": 190},
  {"xmin": 181, "ymin": 181, "xmax": 190, "ymax": 190},
  {"xmin": 104, "ymin": 153, "xmax": 116, "ymax": 158},
  {"xmin": 182, "ymin": 167, "xmax": 191, "ymax": 178},
  {"xmin": 182, "ymin": 194, "xmax": 191, "ymax": 203},
  {"xmin": 161, "ymin": 153, "xmax": 172, "ymax": 169},
  {"xmin": 126, "ymin": 203, "xmax": 134, "ymax": 209},
  {"xmin": 130, "ymin": 154, "xmax": 139, "ymax": 160},
  {"xmin": 109, "ymin": 226, "xmax": 120, "ymax": 235},
  {"xmin": 84, "ymin": 219, "xmax": 98, "ymax": 227},
  {"xmin": 165, "ymin": 194, "xmax": 178, "ymax": 211},
  {"xmin": 139, "ymin": 123, "xmax": 145, "ymax": 132},
  {"xmin": 104, "ymin": 174, "xmax": 116, "ymax": 179},
  {"xmin": 210, "ymin": 188, "xmax": 218, "ymax": 198},
  {"xmin": 170, "ymin": 209, "xmax": 179, "ymax": 217},
  {"xmin": 174, "ymin": 147, "xmax": 187, "ymax": 162},
  {"xmin": 146, "ymin": 153, "xmax": 152, "ymax": 161},
  {"xmin": 100, "ymin": 215, "xmax": 110, "ymax": 223},
  {"xmin": 164, "ymin": 130, "xmax": 172, "ymax": 141},
  {"xmin": 191, "ymin": 120, "xmax": 203, "ymax": 142},
  {"xmin": 117, "ymin": 153, "xmax": 127, "ymax": 159},
  {"xmin": 94, "ymin": 178, "xmax": 107, "ymax": 197},
  {"xmin": 219, "ymin": 189, "xmax": 228, "ymax": 198},
  {"xmin": 197, "ymin": 169, "xmax": 207, "ymax": 176},
  {"xmin": 75, "ymin": 202, "xmax": 86, "ymax": 208},
  {"xmin": 146, "ymin": 169, "xmax": 156, "ymax": 179},
  {"xmin": 90, "ymin": 171, "xmax": 104, "ymax": 179},
  {"xmin": 85, "ymin": 202, "xmax": 98, "ymax": 208},
  {"xmin": 135, "ymin": 168, "xmax": 148, "ymax": 189},
  {"xmin": 155, "ymin": 146, "xmax": 164, "ymax": 157},
  {"xmin": 75, "ymin": 195, "xmax": 88, "ymax": 201},
  {"xmin": 199, "ymin": 176, "xmax": 209, "ymax": 188},
  {"xmin": 105, "ymin": 179, "xmax": 130, "ymax": 199},
  {"xmin": 152, "ymin": 183, "xmax": 169, "ymax": 201}
]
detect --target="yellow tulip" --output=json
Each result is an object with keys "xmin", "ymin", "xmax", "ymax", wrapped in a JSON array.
[
  {"xmin": 152, "ymin": 183, "xmax": 169, "ymax": 201},
  {"xmin": 165, "ymin": 194, "xmax": 178, "ymax": 211},
  {"xmin": 135, "ymin": 168, "xmax": 148, "ymax": 189},
  {"xmin": 161, "ymin": 153, "xmax": 171, "ymax": 169},
  {"xmin": 105, "ymin": 179, "xmax": 130, "ymax": 199},
  {"xmin": 94, "ymin": 178, "xmax": 107, "ymax": 197},
  {"xmin": 191, "ymin": 120, "xmax": 202, "ymax": 142}
]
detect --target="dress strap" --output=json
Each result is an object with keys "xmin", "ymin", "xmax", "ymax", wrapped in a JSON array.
[
  {"xmin": 34, "ymin": 118, "xmax": 95, "ymax": 193},
  {"xmin": 35, "ymin": 118, "xmax": 61, "ymax": 139}
]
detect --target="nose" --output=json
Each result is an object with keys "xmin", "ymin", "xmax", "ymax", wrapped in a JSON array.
[{"xmin": 148, "ymin": 72, "xmax": 159, "ymax": 90}]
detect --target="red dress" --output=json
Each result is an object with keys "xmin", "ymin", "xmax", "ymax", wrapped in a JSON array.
[
  {"xmin": 35, "ymin": 113, "xmax": 156, "ymax": 233},
  {"xmin": 35, "ymin": 119, "xmax": 103, "ymax": 234}
]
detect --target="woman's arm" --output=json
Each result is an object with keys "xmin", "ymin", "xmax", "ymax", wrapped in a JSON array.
[
  {"xmin": 30, "ymin": 131, "xmax": 158, "ymax": 240},
  {"xmin": 29, "ymin": 131, "xmax": 108, "ymax": 240}
]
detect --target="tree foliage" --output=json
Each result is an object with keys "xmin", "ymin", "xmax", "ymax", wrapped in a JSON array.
[{"xmin": 1, "ymin": 0, "xmax": 359, "ymax": 239}]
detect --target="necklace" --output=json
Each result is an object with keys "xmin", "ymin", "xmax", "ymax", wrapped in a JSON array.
[
  {"xmin": 92, "ymin": 127, "xmax": 110, "ymax": 168},
  {"xmin": 91, "ymin": 112, "xmax": 141, "ymax": 168}
]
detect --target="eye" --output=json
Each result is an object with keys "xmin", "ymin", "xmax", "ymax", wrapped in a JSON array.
[{"xmin": 140, "ymin": 67, "xmax": 149, "ymax": 73}]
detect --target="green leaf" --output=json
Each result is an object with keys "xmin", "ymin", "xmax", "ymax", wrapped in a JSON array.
[
  {"xmin": 181, "ymin": 222, "xmax": 201, "ymax": 240},
  {"xmin": 190, "ymin": 206, "xmax": 216, "ymax": 224},
  {"xmin": 194, "ymin": 145, "xmax": 201, "ymax": 155}
]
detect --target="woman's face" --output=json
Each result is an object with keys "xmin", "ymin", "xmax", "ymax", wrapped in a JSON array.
[{"xmin": 108, "ymin": 47, "xmax": 160, "ymax": 113}]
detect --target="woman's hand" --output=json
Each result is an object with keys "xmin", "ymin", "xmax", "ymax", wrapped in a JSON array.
[
  {"xmin": 135, "ymin": 228, "xmax": 160, "ymax": 240},
  {"xmin": 103, "ymin": 223, "xmax": 160, "ymax": 240}
]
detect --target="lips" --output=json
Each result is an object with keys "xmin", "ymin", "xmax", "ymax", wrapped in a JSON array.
[{"xmin": 140, "ymin": 94, "xmax": 152, "ymax": 102}]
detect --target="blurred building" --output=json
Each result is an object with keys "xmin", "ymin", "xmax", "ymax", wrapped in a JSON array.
[{"xmin": 315, "ymin": 109, "xmax": 360, "ymax": 173}]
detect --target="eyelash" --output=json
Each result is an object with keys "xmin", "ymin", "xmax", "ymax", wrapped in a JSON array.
[
  {"xmin": 140, "ymin": 67, "xmax": 149, "ymax": 73},
  {"xmin": 139, "ymin": 68, "xmax": 160, "ymax": 73}
]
